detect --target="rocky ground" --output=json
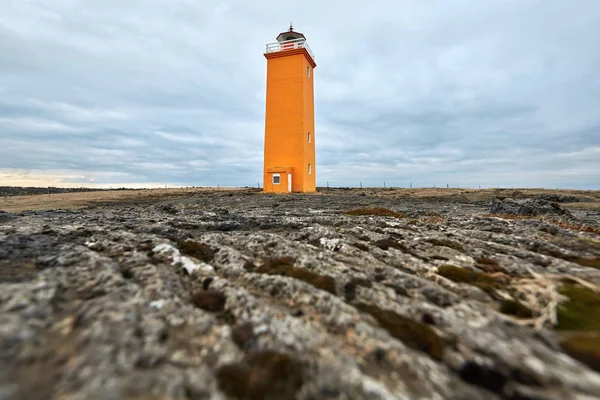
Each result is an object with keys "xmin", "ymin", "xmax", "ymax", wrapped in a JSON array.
[{"xmin": 1, "ymin": 188, "xmax": 600, "ymax": 400}]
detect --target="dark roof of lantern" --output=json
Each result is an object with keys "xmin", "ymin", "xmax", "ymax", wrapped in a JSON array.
[{"xmin": 276, "ymin": 24, "xmax": 306, "ymax": 41}]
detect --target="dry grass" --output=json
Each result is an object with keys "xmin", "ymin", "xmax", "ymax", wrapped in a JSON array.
[
  {"xmin": 563, "ymin": 202, "xmax": 600, "ymax": 211},
  {"xmin": 0, "ymin": 187, "xmax": 247, "ymax": 212},
  {"xmin": 496, "ymin": 268, "xmax": 599, "ymax": 330},
  {"xmin": 421, "ymin": 216, "xmax": 446, "ymax": 224}
]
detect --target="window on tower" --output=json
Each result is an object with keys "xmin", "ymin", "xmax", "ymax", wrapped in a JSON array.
[
  {"xmin": 307, "ymin": 66, "xmax": 311, "ymax": 77},
  {"xmin": 308, "ymin": 132, "xmax": 311, "ymax": 143},
  {"xmin": 273, "ymin": 174, "xmax": 280, "ymax": 184},
  {"xmin": 308, "ymin": 164, "xmax": 312, "ymax": 175}
]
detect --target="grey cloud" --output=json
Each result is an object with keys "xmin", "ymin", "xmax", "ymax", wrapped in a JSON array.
[{"xmin": 0, "ymin": 0, "xmax": 599, "ymax": 188}]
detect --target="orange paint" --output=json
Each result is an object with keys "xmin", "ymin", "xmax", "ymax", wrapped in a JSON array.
[{"xmin": 263, "ymin": 28, "xmax": 317, "ymax": 193}]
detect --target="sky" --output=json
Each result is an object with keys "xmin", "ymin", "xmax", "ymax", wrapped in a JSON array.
[{"xmin": 1, "ymin": 0, "xmax": 599, "ymax": 189}]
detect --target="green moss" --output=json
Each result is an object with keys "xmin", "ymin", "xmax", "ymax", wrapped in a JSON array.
[
  {"xmin": 352, "ymin": 242, "xmax": 369, "ymax": 252},
  {"xmin": 474, "ymin": 257, "xmax": 506, "ymax": 273},
  {"xmin": 556, "ymin": 284, "xmax": 600, "ymax": 331},
  {"xmin": 474, "ymin": 257, "xmax": 498, "ymax": 266},
  {"xmin": 254, "ymin": 257, "xmax": 336, "ymax": 294},
  {"xmin": 343, "ymin": 207, "xmax": 406, "ymax": 218},
  {"xmin": 437, "ymin": 265, "xmax": 504, "ymax": 295},
  {"xmin": 407, "ymin": 219, "xmax": 419, "ymax": 225},
  {"xmin": 356, "ymin": 303, "xmax": 446, "ymax": 360},
  {"xmin": 231, "ymin": 323, "xmax": 255, "ymax": 350},
  {"xmin": 576, "ymin": 237, "xmax": 600, "ymax": 249},
  {"xmin": 564, "ymin": 257, "xmax": 600, "ymax": 270},
  {"xmin": 178, "ymin": 240, "xmax": 215, "ymax": 262},
  {"xmin": 190, "ymin": 290, "xmax": 226, "ymax": 312},
  {"xmin": 242, "ymin": 260, "xmax": 257, "ymax": 271},
  {"xmin": 375, "ymin": 238, "xmax": 407, "ymax": 251},
  {"xmin": 426, "ymin": 238, "xmax": 465, "ymax": 252},
  {"xmin": 559, "ymin": 333, "xmax": 600, "ymax": 372},
  {"xmin": 375, "ymin": 238, "xmax": 428, "ymax": 261},
  {"xmin": 499, "ymin": 300, "xmax": 533, "ymax": 318},
  {"xmin": 350, "ymin": 277, "xmax": 373, "ymax": 288},
  {"xmin": 343, "ymin": 278, "xmax": 373, "ymax": 302},
  {"xmin": 216, "ymin": 350, "xmax": 304, "ymax": 400}
]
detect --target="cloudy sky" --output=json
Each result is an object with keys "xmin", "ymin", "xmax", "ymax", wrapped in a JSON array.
[{"xmin": 1, "ymin": 0, "xmax": 599, "ymax": 189}]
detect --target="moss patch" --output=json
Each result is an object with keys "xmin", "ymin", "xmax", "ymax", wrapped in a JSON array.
[
  {"xmin": 564, "ymin": 257, "xmax": 600, "ymax": 270},
  {"xmin": 499, "ymin": 300, "xmax": 533, "ymax": 319},
  {"xmin": 474, "ymin": 257, "xmax": 506, "ymax": 273},
  {"xmin": 426, "ymin": 238, "xmax": 465, "ymax": 252},
  {"xmin": 216, "ymin": 350, "xmax": 304, "ymax": 400},
  {"xmin": 231, "ymin": 323, "xmax": 255, "ymax": 350},
  {"xmin": 343, "ymin": 207, "xmax": 406, "ymax": 218},
  {"xmin": 559, "ymin": 333, "xmax": 600, "ymax": 372},
  {"xmin": 474, "ymin": 257, "xmax": 498, "ymax": 266},
  {"xmin": 556, "ymin": 284, "xmax": 600, "ymax": 331},
  {"xmin": 375, "ymin": 238, "xmax": 429, "ymax": 261},
  {"xmin": 355, "ymin": 303, "xmax": 446, "ymax": 360},
  {"xmin": 178, "ymin": 240, "xmax": 215, "ymax": 262},
  {"xmin": 437, "ymin": 265, "xmax": 504, "ymax": 296},
  {"xmin": 343, "ymin": 278, "xmax": 373, "ymax": 302},
  {"xmin": 191, "ymin": 290, "xmax": 226, "ymax": 312},
  {"xmin": 375, "ymin": 238, "xmax": 406, "ymax": 251},
  {"xmin": 251, "ymin": 257, "xmax": 336, "ymax": 294},
  {"xmin": 352, "ymin": 242, "xmax": 369, "ymax": 251}
]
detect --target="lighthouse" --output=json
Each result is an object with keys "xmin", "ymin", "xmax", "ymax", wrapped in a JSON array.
[{"xmin": 263, "ymin": 24, "xmax": 317, "ymax": 193}]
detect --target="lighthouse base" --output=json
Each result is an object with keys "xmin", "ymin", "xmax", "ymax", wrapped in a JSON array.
[{"xmin": 264, "ymin": 166, "xmax": 293, "ymax": 194}]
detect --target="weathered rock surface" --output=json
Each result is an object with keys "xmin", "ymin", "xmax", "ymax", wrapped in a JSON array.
[
  {"xmin": 490, "ymin": 197, "xmax": 574, "ymax": 218},
  {"xmin": 1, "ymin": 189, "xmax": 600, "ymax": 400}
]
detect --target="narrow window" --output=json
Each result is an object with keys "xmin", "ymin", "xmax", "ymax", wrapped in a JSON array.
[
  {"xmin": 307, "ymin": 66, "xmax": 311, "ymax": 77},
  {"xmin": 308, "ymin": 132, "xmax": 311, "ymax": 143},
  {"xmin": 273, "ymin": 174, "xmax": 280, "ymax": 184},
  {"xmin": 308, "ymin": 164, "xmax": 312, "ymax": 175}
]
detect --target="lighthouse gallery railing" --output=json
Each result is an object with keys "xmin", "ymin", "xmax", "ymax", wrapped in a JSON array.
[{"xmin": 265, "ymin": 38, "xmax": 315, "ymax": 60}]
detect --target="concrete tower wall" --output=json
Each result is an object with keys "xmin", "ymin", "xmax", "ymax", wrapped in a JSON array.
[{"xmin": 263, "ymin": 46, "xmax": 316, "ymax": 193}]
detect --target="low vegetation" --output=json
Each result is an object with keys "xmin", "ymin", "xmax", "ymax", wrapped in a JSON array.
[
  {"xmin": 343, "ymin": 207, "xmax": 406, "ymax": 218},
  {"xmin": 216, "ymin": 350, "xmax": 304, "ymax": 400},
  {"xmin": 178, "ymin": 240, "xmax": 215, "ymax": 262},
  {"xmin": 556, "ymin": 284, "xmax": 600, "ymax": 331},
  {"xmin": 355, "ymin": 303, "xmax": 447, "ymax": 360},
  {"xmin": 499, "ymin": 299, "xmax": 533, "ymax": 318},
  {"xmin": 190, "ymin": 290, "xmax": 226, "ymax": 312},
  {"xmin": 245, "ymin": 257, "xmax": 336, "ymax": 294},
  {"xmin": 436, "ymin": 265, "xmax": 504, "ymax": 296},
  {"xmin": 474, "ymin": 257, "xmax": 506, "ymax": 273},
  {"xmin": 559, "ymin": 333, "xmax": 600, "ymax": 372},
  {"xmin": 483, "ymin": 213, "xmax": 600, "ymax": 235},
  {"xmin": 425, "ymin": 238, "xmax": 465, "ymax": 252},
  {"xmin": 563, "ymin": 257, "xmax": 600, "ymax": 270}
]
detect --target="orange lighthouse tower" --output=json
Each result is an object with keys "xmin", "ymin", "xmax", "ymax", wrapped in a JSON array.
[{"xmin": 263, "ymin": 24, "xmax": 317, "ymax": 193}]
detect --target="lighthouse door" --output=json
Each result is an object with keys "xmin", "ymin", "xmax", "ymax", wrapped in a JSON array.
[{"xmin": 288, "ymin": 173, "xmax": 292, "ymax": 193}]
